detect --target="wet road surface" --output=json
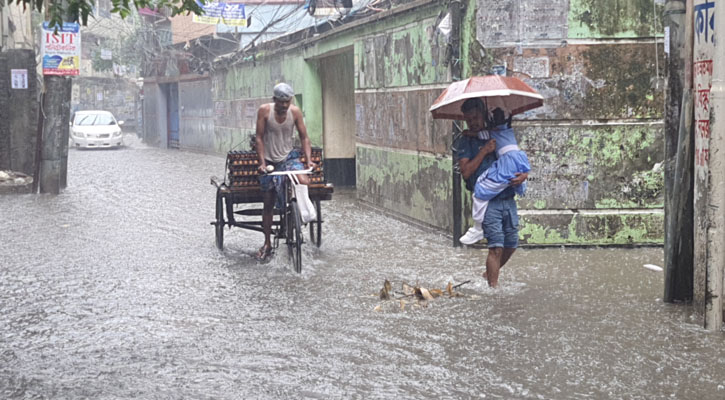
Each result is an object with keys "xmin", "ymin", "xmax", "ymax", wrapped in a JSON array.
[{"xmin": 2, "ymin": 136, "xmax": 724, "ymax": 399}]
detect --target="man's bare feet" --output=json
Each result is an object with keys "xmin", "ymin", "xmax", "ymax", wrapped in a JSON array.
[
  {"xmin": 255, "ymin": 245, "xmax": 272, "ymax": 261},
  {"xmin": 482, "ymin": 269, "xmax": 499, "ymax": 287}
]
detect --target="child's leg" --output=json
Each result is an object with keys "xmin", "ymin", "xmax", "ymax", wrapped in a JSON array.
[
  {"xmin": 460, "ymin": 195, "xmax": 487, "ymax": 245},
  {"xmin": 472, "ymin": 196, "xmax": 489, "ymax": 225}
]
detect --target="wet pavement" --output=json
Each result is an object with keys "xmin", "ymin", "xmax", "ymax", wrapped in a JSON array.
[{"xmin": 1, "ymin": 135, "xmax": 724, "ymax": 399}]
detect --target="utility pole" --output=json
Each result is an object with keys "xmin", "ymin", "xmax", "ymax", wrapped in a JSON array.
[
  {"xmin": 37, "ymin": 4, "xmax": 74, "ymax": 194},
  {"xmin": 450, "ymin": 0, "xmax": 462, "ymax": 247},
  {"xmin": 39, "ymin": 75, "xmax": 72, "ymax": 194},
  {"xmin": 663, "ymin": 0, "xmax": 694, "ymax": 302}
]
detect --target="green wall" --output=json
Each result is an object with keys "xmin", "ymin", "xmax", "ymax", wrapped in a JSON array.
[
  {"xmin": 207, "ymin": 0, "xmax": 666, "ymax": 245},
  {"xmin": 357, "ymin": 145, "xmax": 453, "ymax": 230},
  {"xmin": 569, "ymin": 0, "xmax": 664, "ymax": 38},
  {"xmin": 212, "ymin": 54, "xmax": 324, "ymax": 153}
]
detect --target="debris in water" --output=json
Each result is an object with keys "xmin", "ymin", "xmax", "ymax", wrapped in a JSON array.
[
  {"xmin": 416, "ymin": 287, "xmax": 434, "ymax": 301},
  {"xmin": 0, "ymin": 170, "xmax": 33, "ymax": 186},
  {"xmin": 643, "ymin": 264, "xmax": 663, "ymax": 272},
  {"xmin": 379, "ymin": 279, "xmax": 392, "ymax": 300},
  {"xmin": 375, "ymin": 279, "xmax": 469, "ymax": 311},
  {"xmin": 453, "ymin": 280, "xmax": 471, "ymax": 289}
]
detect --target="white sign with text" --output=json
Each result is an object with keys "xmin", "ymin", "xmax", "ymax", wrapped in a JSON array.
[{"xmin": 11, "ymin": 69, "xmax": 28, "ymax": 89}]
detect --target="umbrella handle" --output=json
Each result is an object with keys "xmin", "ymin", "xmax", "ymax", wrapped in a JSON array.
[{"xmin": 482, "ymin": 98, "xmax": 494, "ymax": 129}]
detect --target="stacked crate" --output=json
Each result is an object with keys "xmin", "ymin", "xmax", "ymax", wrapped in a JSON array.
[
  {"xmin": 227, "ymin": 150, "xmax": 260, "ymax": 188},
  {"xmin": 301, "ymin": 148, "xmax": 325, "ymax": 184},
  {"xmin": 226, "ymin": 147, "xmax": 325, "ymax": 188}
]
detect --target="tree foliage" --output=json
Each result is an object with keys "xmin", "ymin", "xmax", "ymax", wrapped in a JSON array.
[
  {"xmin": 90, "ymin": 24, "xmax": 145, "ymax": 73},
  {"xmin": 6, "ymin": 0, "xmax": 205, "ymax": 30}
]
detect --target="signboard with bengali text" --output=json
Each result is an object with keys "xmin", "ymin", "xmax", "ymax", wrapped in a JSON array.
[
  {"xmin": 41, "ymin": 22, "xmax": 81, "ymax": 76},
  {"xmin": 692, "ymin": 0, "xmax": 717, "ymax": 296},
  {"xmin": 193, "ymin": 1, "xmax": 246, "ymax": 26},
  {"xmin": 693, "ymin": 0, "xmax": 716, "ymax": 178}
]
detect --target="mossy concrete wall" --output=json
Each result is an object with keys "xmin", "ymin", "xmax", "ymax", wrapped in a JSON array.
[
  {"xmin": 353, "ymin": 5, "xmax": 455, "ymax": 230},
  {"xmin": 357, "ymin": 145, "xmax": 453, "ymax": 229},
  {"xmin": 212, "ymin": 54, "xmax": 323, "ymax": 153},
  {"xmin": 518, "ymin": 123, "xmax": 663, "ymax": 210},
  {"xmin": 199, "ymin": 0, "xmax": 665, "ymax": 245},
  {"xmin": 210, "ymin": 1, "xmax": 455, "ymax": 231},
  {"xmin": 468, "ymin": 0, "xmax": 665, "ymax": 245}
]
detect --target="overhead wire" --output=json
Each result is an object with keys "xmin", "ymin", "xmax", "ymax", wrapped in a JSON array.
[{"xmin": 140, "ymin": 0, "xmax": 386, "ymax": 72}]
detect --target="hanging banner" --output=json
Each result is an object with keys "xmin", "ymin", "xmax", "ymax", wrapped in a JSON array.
[
  {"xmin": 193, "ymin": 1, "xmax": 246, "ymax": 26},
  {"xmin": 41, "ymin": 22, "xmax": 81, "ymax": 76}
]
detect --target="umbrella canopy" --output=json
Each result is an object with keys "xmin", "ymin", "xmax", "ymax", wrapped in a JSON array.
[{"xmin": 429, "ymin": 75, "xmax": 544, "ymax": 120}]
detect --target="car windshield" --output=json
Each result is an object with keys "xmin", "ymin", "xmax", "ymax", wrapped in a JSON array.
[{"xmin": 74, "ymin": 114, "xmax": 116, "ymax": 126}]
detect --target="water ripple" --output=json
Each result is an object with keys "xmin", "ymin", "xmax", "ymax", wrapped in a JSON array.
[{"xmin": 0, "ymin": 136, "xmax": 723, "ymax": 399}]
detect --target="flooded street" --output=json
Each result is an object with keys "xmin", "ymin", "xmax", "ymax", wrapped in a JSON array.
[{"xmin": 1, "ymin": 136, "xmax": 724, "ymax": 399}]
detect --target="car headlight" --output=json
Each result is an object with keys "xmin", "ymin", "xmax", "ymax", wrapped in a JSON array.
[
  {"xmin": 113, "ymin": 130, "xmax": 122, "ymax": 137},
  {"xmin": 72, "ymin": 130, "xmax": 84, "ymax": 138}
]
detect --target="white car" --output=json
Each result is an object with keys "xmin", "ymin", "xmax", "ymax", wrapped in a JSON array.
[{"xmin": 70, "ymin": 110, "xmax": 124, "ymax": 149}]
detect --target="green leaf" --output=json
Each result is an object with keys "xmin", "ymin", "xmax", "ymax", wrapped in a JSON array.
[{"xmin": 19, "ymin": 0, "xmax": 205, "ymax": 25}]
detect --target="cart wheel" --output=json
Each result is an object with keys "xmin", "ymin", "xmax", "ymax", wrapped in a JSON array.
[
  {"xmin": 215, "ymin": 190, "xmax": 224, "ymax": 250},
  {"xmin": 309, "ymin": 200, "xmax": 322, "ymax": 247},
  {"xmin": 287, "ymin": 200, "xmax": 303, "ymax": 273}
]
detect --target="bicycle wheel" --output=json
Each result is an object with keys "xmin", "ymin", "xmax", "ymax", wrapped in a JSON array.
[
  {"xmin": 287, "ymin": 199, "xmax": 303, "ymax": 273},
  {"xmin": 215, "ymin": 190, "xmax": 224, "ymax": 250},
  {"xmin": 309, "ymin": 200, "xmax": 322, "ymax": 247}
]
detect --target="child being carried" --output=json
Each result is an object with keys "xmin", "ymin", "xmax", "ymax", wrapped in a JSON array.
[{"xmin": 460, "ymin": 107, "xmax": 531, "ymax": 245}]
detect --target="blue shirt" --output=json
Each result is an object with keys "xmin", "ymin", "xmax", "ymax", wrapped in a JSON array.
[
  {"xmin": 455, "ymin": 134, "xmax": 515, "ymax": 199},
  {"xmin": 490, "ymin": 124, "xmax": 518, "ymax": 149}
]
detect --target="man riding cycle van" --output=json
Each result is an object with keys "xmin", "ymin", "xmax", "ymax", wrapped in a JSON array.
[{"xmin": 254, "ymin": 83, "xmax": 316, "ymax": 261}]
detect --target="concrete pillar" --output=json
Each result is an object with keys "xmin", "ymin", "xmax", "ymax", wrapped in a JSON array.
[
  {"xmin": 60, "ymin": 79, "xmax": 71, "ymax": 189},
  {"xmin": 664, "ymin": 0, "xmax": 695, "ymax": 302},
  {"xmin": 39, "ymin": 75, "xmax": 71, "ymax": 194},
  {"xmin": 705, "ymin": 0, "xmax": 724, "ymax": 330}
]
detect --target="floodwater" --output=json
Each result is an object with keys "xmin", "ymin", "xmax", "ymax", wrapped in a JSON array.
[{"xmin": 1, "ymin": 135, "xmax": 724, "ymax": 399}]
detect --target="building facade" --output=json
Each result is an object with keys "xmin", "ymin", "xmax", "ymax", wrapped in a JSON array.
[
  {"xmin": 142, "ymin": 0, "xmax": 665, "ymax": 246},
  {"xmin": 0, "ymin": 2, "xmax": 33, "ymax": 51}
]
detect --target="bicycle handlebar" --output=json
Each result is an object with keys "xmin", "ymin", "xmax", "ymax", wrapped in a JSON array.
[{"xmin": 266, "ymin": 168, "xmax": 313, "ymax": 176}]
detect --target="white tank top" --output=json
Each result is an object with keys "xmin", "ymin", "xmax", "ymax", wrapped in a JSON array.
[{"xmin": 264, "ymin": 107, "xmax": 295, "ymax": 163}]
